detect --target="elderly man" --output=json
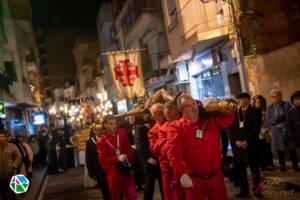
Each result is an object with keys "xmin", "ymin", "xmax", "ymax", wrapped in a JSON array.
[
  {"xmin": 267, "ymin": 89, "xmax": 298, "ymax": 171},
  {"xmin": 97, "ymin": 116, "xmax": 137, "ymax": 200},
  {"xmin": 167, "ymin": 94, "xmax": 235, "ymax": 200},
  {"xmin": 0, "ymin": 130, "xmax": 22, "ymax": 200}
]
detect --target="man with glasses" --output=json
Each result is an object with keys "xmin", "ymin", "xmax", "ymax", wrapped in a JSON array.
[
  {"xmin": 267, "ymin": 89, "xmax": 298, "ymax": 171},
  {"xmin": 167, "ymin": 94, "xmax": 235, "ymax": 200}
]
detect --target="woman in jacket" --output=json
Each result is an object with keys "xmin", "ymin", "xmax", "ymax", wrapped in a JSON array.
[{"xmin": 252, "ymin": 95, "xmax": 274, "ymax": 171}]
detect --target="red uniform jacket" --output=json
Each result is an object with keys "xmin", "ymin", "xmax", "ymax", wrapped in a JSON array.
[
  {"xmin": 167, "ymin": 113, "xmax": 235, "ymax": 179},
  {"xmin": 96, "ymin": 128, "xmax": 134, "ymax": 173},
  {"xmin": 158, "ymin": 122, "xmax": 173, "ymax": 174},
  {"xmin": 148, "ymin": 122, "xmax": 164, "ymax": 157}
]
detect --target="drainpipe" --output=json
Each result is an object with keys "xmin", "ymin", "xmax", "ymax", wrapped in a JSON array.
[{"xmin": 229, "ymin": 0, "xmax": 249, "ymax": 92}]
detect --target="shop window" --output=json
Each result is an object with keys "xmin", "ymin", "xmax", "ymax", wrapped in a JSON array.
[{"xmin": 195, "ymin": 66, "xmax": 225, "ymax": 100}]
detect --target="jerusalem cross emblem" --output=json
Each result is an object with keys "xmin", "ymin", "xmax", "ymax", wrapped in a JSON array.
[{"xmin": 114, "ymin": 59, "xmax": 140, "ymax": 86}]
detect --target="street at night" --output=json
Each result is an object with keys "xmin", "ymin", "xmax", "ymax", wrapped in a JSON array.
[{"xmin": 1, "ymin": 0, "xmax": 300, "ymax": 200}]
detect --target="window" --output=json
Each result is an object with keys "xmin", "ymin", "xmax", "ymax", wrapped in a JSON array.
[
  {"xmin": 216, "ymin": 0, "xmax": 224, "ymax": 25},
  {"xmin": 196, "ymin": 66, "xmax": 225, "ymax": 100},
  {"xmin": 148, "ymin": 38, "xmax": 159, "ymax": 70},
  {"xmin": 166, "ymin": 0, "xmax": 178, "ymax": 31},
  {"xmin": 4, "ymin": 61, "xmax": 17, "ymax": 81},
  {"xmin": 167, "ymin": 0, "xmax": 176, "ymax": 14}
]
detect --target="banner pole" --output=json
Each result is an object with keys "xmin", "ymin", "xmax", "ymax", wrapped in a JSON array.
[{"xmin": 101, "ymin": 48, "xmax": 147, "ymax": 56}]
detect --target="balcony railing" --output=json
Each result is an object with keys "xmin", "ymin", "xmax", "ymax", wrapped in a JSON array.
[{"xmin": 177, "ymin": 0, "xmax": 232, "ymax": 40}]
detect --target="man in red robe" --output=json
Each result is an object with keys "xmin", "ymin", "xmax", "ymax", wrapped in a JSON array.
[
  {"xmin": 167, "ymin": 94, "xmax": 235, "ymax": 200},
  {"xmin": 97, "ymin": 116, "xmax": 137, "ymax": 200},
  {"xmin": 158, "ymin": 101, "xmax": 182, "ymax": 200}
]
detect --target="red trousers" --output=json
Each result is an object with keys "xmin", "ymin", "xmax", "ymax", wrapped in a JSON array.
[
  {"xmin": 182, "ymin": 171, "xmax": 227, "ymax": 200},
  {"xmin": 162, "ymin": 172, "xmax": 178, "ymax": 200},
  {"xmin": 106, "ymin": 168, "xmax": 137, "ymax": 200}
]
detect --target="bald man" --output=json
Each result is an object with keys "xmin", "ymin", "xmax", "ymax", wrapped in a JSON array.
[
  {"xmin": 167, "ymin": 94, "xmax": 235, "ymax": 200},
  {"xmin": 143, "ymin": 103, "xmax": 166, "ymax": 200}
]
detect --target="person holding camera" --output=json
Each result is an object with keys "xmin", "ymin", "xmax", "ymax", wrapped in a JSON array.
[{"xmin": 97, "ymin": 115, "xmax": 137, "ymax": 200}]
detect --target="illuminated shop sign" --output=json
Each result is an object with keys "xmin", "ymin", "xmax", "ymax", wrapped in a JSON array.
[{"xmin": 0, "ymin": 102, "xmax": 5, "ymax": 118}]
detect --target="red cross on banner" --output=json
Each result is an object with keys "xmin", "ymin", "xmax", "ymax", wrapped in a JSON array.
[{"xmin": 108, "ymin": 50, "xmax": 145, "ymax": 99}]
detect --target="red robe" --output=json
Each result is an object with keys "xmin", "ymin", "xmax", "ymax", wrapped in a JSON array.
[
  {"xmin": 167, "ymin": 113, "xmax": 235, "ymax": 200},
  {"xmin": 97, "ymin": 128, "xmax": 137, "ymax": 200}
]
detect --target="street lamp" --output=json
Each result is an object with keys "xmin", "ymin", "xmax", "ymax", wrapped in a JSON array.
[{"xmin": 96, "ymin": 93, "xmax": 103, "ymax": 100}]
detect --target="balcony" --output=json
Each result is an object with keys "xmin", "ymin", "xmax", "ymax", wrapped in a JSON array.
[
  {"xmin": 177, "ymin": 0, "xmax": 233, "ymax": 48},
  {"xmin": 116, "ymin": 0, "xmax": 162, "ymax": 44}
]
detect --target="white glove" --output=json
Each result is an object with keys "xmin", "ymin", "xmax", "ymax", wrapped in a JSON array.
[
  {"xmin": 180, "ymin": 173, "xmax": 193, "ymax": 188},
  {"xmin": 118, "ymin": 154, "xmax": 128, "ymax": 162}
]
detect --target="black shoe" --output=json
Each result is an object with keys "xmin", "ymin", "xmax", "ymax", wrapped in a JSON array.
[{"xmin": 235, "ymin": 191, "xmax": 251, "ymax": 199}]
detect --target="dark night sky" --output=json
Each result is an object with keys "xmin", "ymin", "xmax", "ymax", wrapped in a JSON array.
[
  {"xmin": 30, "ymin": 0, "xmax": 104, "ymax": 89},
  {"xmin": 32, "ymin": 0, "xmax": 102, "ymax": 27}
]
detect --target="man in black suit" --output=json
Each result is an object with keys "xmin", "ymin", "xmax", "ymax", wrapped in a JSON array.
[
  {"xmin": 232, "ymin": 93, "xmax": 263, "ymax": 198},
  {"xmin": 134, "ymin": 122, "xmax": 164, "ymax": 200},
  {"xmin": 86, "ymin": 129, "xmax": 110, "ymax": 200}
]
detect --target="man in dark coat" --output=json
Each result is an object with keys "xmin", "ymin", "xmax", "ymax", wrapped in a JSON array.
[
  {"xmin": 134, "ymin": 110, "xmax": 164, "ymax": 200},
  {"xmin": 86, "ymin": 130, "xmax": 110, "ymax": 200},
  {"xmin": 286, "ymin": 91, "xmax": 300, "ymax": 169},
  {"xmin": 232, "ymin": 93, "xmax": 263, "ymax": 198},
  {"xmin": 127, "ymin": 116, "xmax": 145, "ymax": 191}
]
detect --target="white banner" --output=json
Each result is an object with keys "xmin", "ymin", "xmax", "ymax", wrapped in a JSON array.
[{"xmin": 108, "ymin": 50, "xmax": 145, "ymax": 99}]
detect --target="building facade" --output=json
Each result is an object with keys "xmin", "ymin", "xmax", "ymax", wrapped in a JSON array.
[
  {"xmin": 0, "ymin": 0, "xmax": 42, "ymax": 134},
  {"xmin": 161, "ymin": 0, "xmax": 246, "ymax": 100},
  {"xmin": 235, "ymin": 0, "xmax": 300, "ymax": 102}
]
